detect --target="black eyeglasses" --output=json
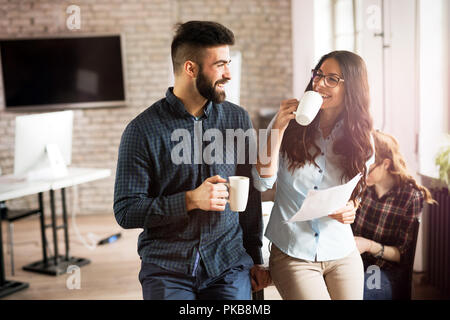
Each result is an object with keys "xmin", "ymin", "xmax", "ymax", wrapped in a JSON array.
[{"xmin": 311, "ymin": 69, "xmax": 344, "ymax": 88}]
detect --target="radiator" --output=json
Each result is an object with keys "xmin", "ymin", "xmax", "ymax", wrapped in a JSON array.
[{"xmin": 427, "ymin": 188, "xmax": 450, "ymax": 296}]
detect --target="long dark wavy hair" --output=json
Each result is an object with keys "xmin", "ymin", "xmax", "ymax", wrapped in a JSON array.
[{"xmin": 280, "ymin": 51, "xmax": 374, "ymax": 201}]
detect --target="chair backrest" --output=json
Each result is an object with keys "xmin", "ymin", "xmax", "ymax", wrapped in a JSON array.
[
  {"xmin": 0, "ymin": 201, "xmax": 6, "ymax": 219},
  {"xmin": 252, "ymin": 289, "xmax": 264, "ymax": 300},
  {"xmin": 396, "ymin": 217, "xmax": 421, "ymax": 300}
]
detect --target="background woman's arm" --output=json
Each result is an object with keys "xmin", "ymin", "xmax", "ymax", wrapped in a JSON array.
[{"xmin": 354, "ymin": 236, "xmax": 401, "ymax": 262}]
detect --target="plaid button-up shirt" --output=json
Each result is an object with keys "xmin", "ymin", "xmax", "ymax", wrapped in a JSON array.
[
  {"xmin": 113, "ymin": 88, "xmax": 263, "ymax": 277},
  {"xmin": 352, "ymin": 184, "xmax": 424, "ymax": 270}
]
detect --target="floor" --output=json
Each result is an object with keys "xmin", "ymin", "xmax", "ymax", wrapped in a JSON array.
[
  {"xmin": 1, "ymin": 213, "xmax": 142, "ymax": 300},
  {"xmin": 1, "ymin": 213, "xmax": 449, "ymax": 300}
]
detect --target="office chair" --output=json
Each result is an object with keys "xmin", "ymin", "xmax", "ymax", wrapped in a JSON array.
[
  {"xmin": 0, "ymin": 201, "xmax": 41, "ymax": 276},
  {"xmin": 252, "ymin": 289, "xmax": 264, "ymax": 300},
  {"xmin": 395, "ymin": 217, "xmax": 421, "ymax": 300}
]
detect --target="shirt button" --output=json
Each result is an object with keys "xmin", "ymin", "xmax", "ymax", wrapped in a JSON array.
[
  {"xmin": 315, "ymin": 233, "xmax": 319, "ymax": 237},
  {"xmin": 321, "ymin": 152, "xmax": 324, "ymax": 156},
  {"xmin": 319, "ymin": 169, "xmax": 323, "ymax": 173},
  {"xmin": 314, "ymin": 186, "xmax": 318, "ymax": 190}
]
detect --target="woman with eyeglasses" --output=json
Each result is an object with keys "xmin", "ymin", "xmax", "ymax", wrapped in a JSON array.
[
  {"xmin": 352, "ymin": 131, "xmax": 435, "ymax": 300},
  {"xmin": 252, "ymin": 51, "xmax": 375, "ymax": 299}
]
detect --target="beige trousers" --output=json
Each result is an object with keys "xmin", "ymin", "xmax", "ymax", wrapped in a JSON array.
[{"xmin": 269, "ymin": 245, "xmax": 364, "ymax": 300}]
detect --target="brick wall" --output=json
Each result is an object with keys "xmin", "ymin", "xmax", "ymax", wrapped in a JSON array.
[{"xmin": 0, "ymin": 0, "xmax": 292, "ymax": 215}]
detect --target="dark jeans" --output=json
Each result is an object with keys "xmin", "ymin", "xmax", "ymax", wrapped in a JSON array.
[
  {"xmin": 138, "ymin": 254, "xmax": 253, "ymax": 300},
  {"xmin": 363, "ymin": 258, "xmax": 412, "ymax": 300},
  {"xmin": 363, "ymin": 266, "xmax": 393, "ymax": 300}
]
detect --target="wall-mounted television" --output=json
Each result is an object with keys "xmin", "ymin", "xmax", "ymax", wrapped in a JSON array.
[{"xmin": 0, "ymin": 34, "xmax": 127, "ymax": 111}]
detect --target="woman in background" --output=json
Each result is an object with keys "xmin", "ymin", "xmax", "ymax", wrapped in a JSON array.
[
  {"xmin": 353, "ymin": 130, "xmax": 435, "ymax": 300},
  {"xmin": 252, "ymin": 50, "xmax": 375, "ymax": 300}
]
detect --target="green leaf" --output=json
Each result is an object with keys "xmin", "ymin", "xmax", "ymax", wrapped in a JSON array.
[{"xmin": 435, "ymin": 146, "xmax": 450, "ymax": 189}]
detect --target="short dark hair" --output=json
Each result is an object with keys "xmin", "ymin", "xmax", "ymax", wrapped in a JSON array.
[{"xmin": 171, "ymin": 21, "xmax": 235, "ymax": 74}]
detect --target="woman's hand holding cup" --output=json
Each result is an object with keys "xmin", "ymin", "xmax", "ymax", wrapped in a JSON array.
[{"xmin": 272, "ymin": 99, "xmax": 298, "ymax": 133}]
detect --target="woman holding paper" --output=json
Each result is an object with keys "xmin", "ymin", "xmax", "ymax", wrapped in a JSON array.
[{"xmin": 252, "ymin": 51, "xmax": 375, "ymax": 299}]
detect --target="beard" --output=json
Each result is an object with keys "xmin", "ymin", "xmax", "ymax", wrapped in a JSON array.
[{"xmin": 196, "ymin": 66, "xmax": 228, "ymax": 103}]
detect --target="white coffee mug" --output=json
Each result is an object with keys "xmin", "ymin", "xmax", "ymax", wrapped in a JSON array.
[
  {"xmin": 227, "ymin": 176, "xmax": 249, "ymax": 212},
  {"xmin": 293, "ymin": 91, "xmax": 323, "ymax": 126}
]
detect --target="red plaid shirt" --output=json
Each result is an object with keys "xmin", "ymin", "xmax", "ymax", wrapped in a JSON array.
[{"xmin": 352, "ymin": 183, "xmax": 424, "ymax": 270}]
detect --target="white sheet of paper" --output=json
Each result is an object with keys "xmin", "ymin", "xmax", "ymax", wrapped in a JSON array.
[{"xmin": 287, "ymin": 173, "xmax": 362, "ymax": 223}]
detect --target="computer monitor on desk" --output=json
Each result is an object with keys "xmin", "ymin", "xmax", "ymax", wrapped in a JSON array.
[{"xmin": 14, "ymin": 111, "xmax": 73, "ymax": 181}]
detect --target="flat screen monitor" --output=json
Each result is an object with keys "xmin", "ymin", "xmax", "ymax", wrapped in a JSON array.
[
  {"xmin": 14, "ymin": 111, "xmax": 73, "ymax": 180},
  {"xmin": 0, "ymin": 34, "xmax": 126, "ymax": 111}
]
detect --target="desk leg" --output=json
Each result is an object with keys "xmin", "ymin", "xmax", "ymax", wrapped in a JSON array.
[
  {"xmin": 49, "ymin": 189, "xmax": 59, "ymax": 265},
  {"xmin": 22, "ymin": 188, "xmax": 90, "ymax": 276},
  {"xmin": 0, "ymin": 202, "xmax": 29, "ymax": 298},
  {"xmin": 38, "ymin": 192, "xmax": 48, "ymax": 266},
  {"xmin": 61, "ymin": 188, "xmax": 70, "ymax": 260},
  {"xmin": 0, "ymin": 202, "xmax": 5, "ymax": 286}
]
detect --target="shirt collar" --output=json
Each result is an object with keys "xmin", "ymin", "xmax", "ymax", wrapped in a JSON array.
[
  {"xmin": 367, "ymin": 184, "xmax": 400, "ymax": 201},
  {"xmin": 316, "ymin": 116, "xmax": 345, "ymax": 140},
  {"xmin": 331, "ymin": 118, "xmax": 344, "ymax": 135},
  {"xmin": 165, "ymin": 87, "xmax": 213, "ymax": 119}
]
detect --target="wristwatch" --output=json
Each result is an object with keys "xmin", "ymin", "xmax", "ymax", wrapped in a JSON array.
[{"xmin": 373, "ymin": 243, "xmax": 384, "ymax": 259}]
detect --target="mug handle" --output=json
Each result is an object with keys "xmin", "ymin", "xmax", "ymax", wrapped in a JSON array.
[{"xmin": 224, "ymin": 182, "xmax": 230, "ymax": 203}]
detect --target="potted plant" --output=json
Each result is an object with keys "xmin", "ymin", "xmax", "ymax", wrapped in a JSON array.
[{"xmin": 435, "ymin": 145, "xmax": 450, "ymax": 192}]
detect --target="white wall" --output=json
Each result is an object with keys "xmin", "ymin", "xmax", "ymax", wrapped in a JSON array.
[
  {"xmin": 416, "ymin": 0, "xmax": 450, "ymax": 273},
  {"xmin": 291, "ymin": 0, "xmax": 316, "ymax": 98},
  {"xmin": 314, "ymin": 0, "xmax": 333, "ymax": 62},
  {"xmin": 357, "ymin": 0, "xmax": 420, "ymax": 177},
  {"xmin": 418, "ymin": 0, "xmax": 450, "ymax": 179},
  {"xmin": 355, "ymin": 0, "xmax": 385, "ymax": 130}
]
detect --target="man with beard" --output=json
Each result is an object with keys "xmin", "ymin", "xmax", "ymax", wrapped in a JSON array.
[{"xmin": 114, "ymin": 21, "xmax": 269, "ymax": 300}]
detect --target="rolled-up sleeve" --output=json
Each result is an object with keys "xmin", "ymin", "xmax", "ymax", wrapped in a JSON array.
[
  {"xmin": 251, "ymin": 165, "xmax": 277, "ymax": 192},
  {"xmin": 251, "ymin": 114, "xmax": 278, "ymax": 192}
]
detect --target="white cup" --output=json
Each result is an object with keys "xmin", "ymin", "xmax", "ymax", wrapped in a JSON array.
[
  {"xmin": 227, "ymin": 176, "xmax": 249, "ymax": 212},
  {"xmin": 293, "ymin": 91, "xmax": 323, "ymax": 126}
]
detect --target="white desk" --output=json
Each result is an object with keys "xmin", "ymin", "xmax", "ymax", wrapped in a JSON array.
[
  {"xmin": 0, "ymin": 179, "xmax": 50, "ymax": 202},
  {"xmin": 0, "ymin": 167, "xmax": 110, "ymax": 298},
  {"xmin": 45, "ymin": 167, "xmax": 111, "ymax": 190},
  {"xmin": 0, "ymin": 167, "xmax": 111, "ymax": 201}
]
